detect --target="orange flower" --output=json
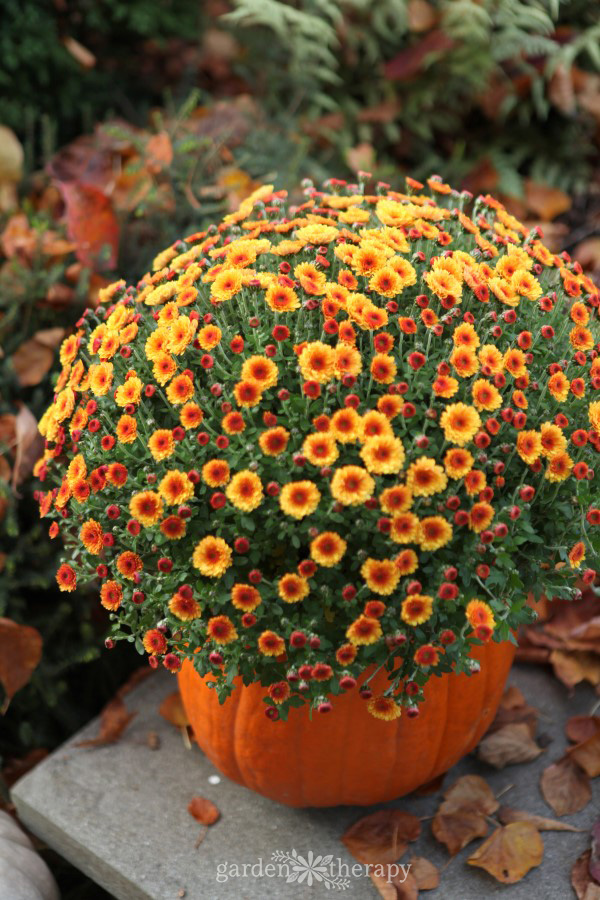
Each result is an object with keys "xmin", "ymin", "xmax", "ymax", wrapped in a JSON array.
[
  {"xmin": 207, "ymin": 615, "xmax": 238, "ymax": 644},
  {"xmin": 568, "ymin": 541, "xmax": 586, "ymax": 569},
  {"xmin": 310, "ymin": 531, "xmax": 347, "ymax": 567},
  {"xmin": 100, "ymin": 581, "xmax": 122, "ymax": 611},
  {"xmin": 278, "ymin": 573, "xmax": 310, "ymax": 603},
  {"xmin": 390, "ymin": 512, "xmax": 420, "ymax": 544},
  {"xmin": 360, "ymin": 558, "xmax": 400, "ymax": 596},
  {"xmin": 367, "ymin": 696, "xmax": 402, "ymax": 720},
  {"xmin": 259, "ymin": 426, "xmax": 290, "ymax": 456},
  {"xmin": 148, "ymin": 429, "xmax": 175, "ymax": 461},
  {"xmin": 160, "ymin": 515, "xmax": 187, "ymax": 539},
  {"xmin": 169, "ymin": 592, "xmax": 201, "ymax": 621},
  {"xmin": 192, "ymin": 536, "xmax": 232, "ymax": 577},
  {"xmin": 418, "ymin": 516, "xmax": 452, "ymax": 551},
  {"xmin": 279, "ymin": 480, "xmax": 321, "ymax": 519},
  {"xmin": 56, "ymin": 563, "xmax": 77, "ymax": 592},
  {"xmin": 469, "ymin": 502, "xmax": 495, "ymax": 533},
  {"xmin": 370, "ymin": 353, "xmax": 397, "ymax": 384},
  {"xmin": 380, "ymin": 485, "xmax": 412, "ymax": 514},
  {"xmin": 401, "ymin": 594, "xmax": 433, "ymax": 625},
  {"xmin": 143, "ymin": 629, "xmax": 167, "ymax": 655},
  {"xmin": 180, "ymin": 402, "xmax": 204, "ymax": 429},
  {"xmin": 433, "ymin": 374, "xmax": 459, "ymax": 398},
  {"xmin": 116, "ymin": 551, "xmax": 143, "ymax": 579},
  {"xmin": 517, "ymin": 430, "xmax": 542, "ymax": 464},
  {"xmin": 197, "ymin": 324, "xmax": 222, "ymax": 350},
  {"xmin": 299, "ymin": 341, "xmax": 335, "ymax": 383},
  {"xmin": 444, "ymin": 447, "xmax": 474, "ymax": 478},
  {"xmin": 241, "ymin": 355, "xmax": 278, "ymax": 390},
  {"xmin": 234, "ymin": 379, "xmax": 263, "ymax": 407},
  {"xmin": 540, "ymin": 422, "xmax": 567, "ymax": 458},
  {"xmin": 302, "ymin": 433, "xmax": 339, "ymax": 466},
  {"xmin": 471, "ymin": 379, "xmax": 502, "ymax": 412},
  {"xmin": 129, "ymin": 491, "xmax": 163, "ymax": 526},
  {"xmin": 346, "ymin": 615, "xmax": 382, "ymax": 645},
  {"xmin": 226, "ymin": 470, "xmax": 263, "ymax": 512},
  {"xmin": 159, "ymin": 470, "xmax": 194, "ymax": 505},
  {"xmin": 231, "ymin": 584, "xmax": 262, "ymax": 611},
  {"xmin": 394, "ymin": 549, "xmax": 419, "ymax": 575},
  {"xmin": 466, "ymin": 599, "xmax": 495, "ymax": 629},
  {"xmin": 440, "ymin": 403, "xmax": 481, "ymax": 446},
  {"xmin": 294, "ymin": 262, "xmax": 327, "ymax": 295},
  {"xmin": 80, "ymin": 519, "xmax": 103, "ymax": 554},
  {"xmin": 265, "ymin": 283, "xmax": 300, "ymax": 312},
  {"xmin": 548, "ymin": 371, "xmax": 569, "ymax": 402},
  {"xmin": 330, "ymin": 466, "xmax": 375, "ymax": 506},
  {"xmin": 202, "ymin": 459, "xmax": 230, "ymax": 487},
  {"xmin": 116, "ymin": 414, "xmax": 137, "ymax": 443},
  {"xmin": 258, "ymin": 630, "xmax": 286, "ymax": 656},
  {"xmin": 166, "ymin": 374, "xmax": 194, "ymax": 405},
  {"xmin": 414, "ymin": 644, "xmax": 439, "ymax": 667},
  {"xmin": 360, "ymin": 436, "xmax": 405, "ymax": 475},
  {"xmin": 330, "ymin": 408, "xmax": 362, "ymax": 442},
  {"xmin": 545, "ymin": 452, "xmax": 573, "ymax": 482},
  {"xmin": 406, "ymin": 457, "xmax": 447, "ymax": 496}
]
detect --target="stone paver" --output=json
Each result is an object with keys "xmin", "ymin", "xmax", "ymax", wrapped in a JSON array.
[{"xmin": 11, "ymin": 664, "xmax": 599, "ymax": 899}]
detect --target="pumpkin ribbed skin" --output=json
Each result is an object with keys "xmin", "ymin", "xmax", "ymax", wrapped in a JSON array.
[{"xmin": 178, "ymin": 640, "xmax": 514, "ymax": 807}]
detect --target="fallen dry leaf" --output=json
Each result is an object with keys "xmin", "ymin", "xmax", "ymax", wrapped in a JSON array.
[
  {"xmin": 550, "ymin": 650, "xmax": 600, "ymax": 689},
  {"xmin": 410, "ymin": 855, "xmax": 440, "ymax": 889},
  {"xmin": 591, "ymin": 821, "xmax": 600, "ymax": 884},
  {"xmin": 12, "ymin": 403, "xmax": 42, "ymax": 490},
  {"xmin": 76, "ymin": 696, "xmax": 136, "ymax": 748},
  {"xmin": 572, "ymin": 849, "xmax": 600, "ymax": 900},
  {"xmin": 467, "ymin": 822, "xmax": 544, "ymax": 883},
  {"xmin": 146, "ymin": 132, "xmax": 174, "ymax": 174},
  {"xmin": 187, "ymin": 796, "xmax": 220, "ymax": 825},
  {"xmin": 370, "ymin": 869, "xmax": 418, "ymax": 900},
  {"xmin": 487, "ymin": 684, "xmax": 538, "ymax": 737},
  {"xmin": 58, "ymin": 181, "xmax": 119, "ymax": 270},
  {"xmin": 159, "ymin": 691, "xmax": 190, "ymax": 728},
  {"xmin": 342, "ymin": 809, "xmax": 420, "ymax": 865},
  {"xmin": 524, "ymin": 179, "xmax": 571, "ymax": 221},
  {"xmin": 62, "ymin": 36, "xmax": 96, "ymax": 69},
  {"xmin": 12, "ymin": 328, "xmax": 65, "ymax": 387},
  {"xmin": 498, "ymin": 806, "xmax": 585, "ymax": 832},
  {"xmin": 0, "ymin": 618, "xmax": 43, "ymax": 712},
  {"xmin": 569, "ymin": 733, "xmax": 600, "ymax": 778},
  {"xmin": 478, "ymin": 722, "xmax": 543, "ymax": 769},
  {"xmin": 432, "ymin": 774, "xmax": 498, "ymax": 856},
  {"xmin": 567, "ymin": 716, "xmax": 600, "ymax": 744},
  {"xmin": 1, "ymin": 749, "xmax": 48, "ymax": 788},
  {"xmin": 540, "ymin": 757, "xmax": 591, "ymax": 816}
]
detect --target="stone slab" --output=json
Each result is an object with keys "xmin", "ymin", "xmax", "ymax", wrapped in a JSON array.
[{"xmin": 11, "ymin": 664, "xmax": 600, "ymax": 900}]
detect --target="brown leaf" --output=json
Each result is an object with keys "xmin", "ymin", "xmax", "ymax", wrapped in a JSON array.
[
  {"xmin": 145, "ymin": 132, "xmax": 174, "ymax": 174},
  {"xmin": 342, "ymin": 810, "xmax": 420, "ymax": 865},
  {"xmin": 410, "ymin": 855, "xmax": 440, "ymax": 889},
  {"xmin": 62, "ymin": 36, "xmax": 96, "ymax": 69},
  {"xmin": 412, "ymin": 771, "xmax": 445, "ymax": 795},
  {"xmin": 187, "ymin": 796, "xmax": 220, "ymax": 825},
  {"xmin": 58, "ymin": 182, "xmax": 119, "ymax": 270},
  {"xmin": 524, "ymin": 179, "xmax": 571, "ymax": 221},
  {"xmin": 0, "ymin": 618, "xmax": 42, "ymax": 711},
  {"xmin": 572, "ymin": 850, "xmax": 600, "ymax": 900},
  {"xmin": 12, "ymin": 403, "xmax": 43, "ymax": 488},
  {"xmin": 76, "ymin": 696, "xmax": 136, "ymax": 747},
  {"xmin": 569, "ymin": 733, "xmax": 600, "ymax": 778},
  {"xmin": 12, "ymin": 333, "xmax": 59, "ymax": 387},
  {"xmin": 487, "ymin": 685, "xmax": 538, "ymax": 737},
  {"xmin": 540, "ymin": 757, "xmax": 591, "ymax": 816},
  {"xmin": 385, "ymin": 30, "xmax": 453, "ymax": 80},
  {"xmin": 407, "ymin": 0, "xmax": 438, "ymax": 32},
  {"xmin": 159, "ymin": 691, "xmax": 189, "ymax": 728},
  {"xmin": 0, "ymin": 126, "xmax": 23, "ymax": 212},
  {"xmin": 432, "ymin": 774, "xmax": 498, "ymax": 856},
  {"xmin": 345, "ymin": 143, "xmax": 375, "ymax": 174},
  {"xmin": 1, "ymin": 749, "xmax": 48, "ymax": 788},
  {"xmin": 498, "ymin": 806, "xmax": 585, "ymax": 832},
  {"xmin": 550, "ymin": 650, "xmax": 600, "ymax": 689},
  {"xmin": 567, "ymin": 716, "xmax": 600, "ymax": 744},
  {"xmin": 467, "ymin": 822, "xmax": 544, "ymax": 884},
  {"xmin": 370, "ymin": 869, "xmax": 418, "ymax": 900},
  {"xmin": 478, "ymin": 723, "xmax": 543, "ymax": 768}
]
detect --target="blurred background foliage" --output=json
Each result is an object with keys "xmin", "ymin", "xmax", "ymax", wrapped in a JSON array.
[{"xmin": 1, "ymin": 0, "xmax": 600, "ymax": 811}]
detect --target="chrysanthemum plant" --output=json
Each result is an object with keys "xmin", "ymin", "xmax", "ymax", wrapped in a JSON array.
[{"xmin": 37, "ymin": 175, "xmax": 600, "ymax": 722}]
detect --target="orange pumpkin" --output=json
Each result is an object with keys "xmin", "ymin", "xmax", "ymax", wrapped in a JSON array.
[{"xmin": 178, "ymin": 639, "xmax": 515, "ymax": 807}]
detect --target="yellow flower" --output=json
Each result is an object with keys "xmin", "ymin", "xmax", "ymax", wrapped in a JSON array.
[
  {"xmin": 401, "ymin": 594, "xmax": 434, "ymax": 625},
  {"xmin": 516, "ymin": 431, "xmax": 542, "ymax": 465},
  {"xmin": 406, "ymin": 457, "xmax": 447, "ymax": 497},
  {"xmin": 418, "ymin": 516, "xmax": 453, "ymax": 551},
  {"xmin": 367, "ymin": 696, "xmax": 402, "ymax": 720},
  {"xmin": 298, "ymin": 341, "xmax": 335, "ymax": 383},
  {"xmin": 192, "ymin": 536, "xmax": 233, "ymax": 577},
  {"xmin": 310, "ymin": 532, "xmax": 347, "ymax": 567},
  {"xmin": 226, "ymin": 470, "xmax": 264, "ymax": 512},
  {"xmin": 440, "ymin": 403, "xmax": 481, "ymax": 446},
  {"xmin": 330, "ymin": 466, "xmax": 375, "ymax": 506},
  {"xmin": 279, "ymin": 481, "xmax": 321, "ymax": 519},
  {"xmin": 302, "ymin": 433, "xmax": 339, "ymax": 467},
  {"xmin": 360, "ymin": 558, "xmax": 400, "ymax": 596},
  {"xmin": 360, "ymin": 436, "xmax": 405, "ymax": 475}
]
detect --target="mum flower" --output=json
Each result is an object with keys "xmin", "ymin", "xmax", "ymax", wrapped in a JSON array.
[{"xmin": 40, "ymin": 175, "xmax": 599, "ymax": 720}]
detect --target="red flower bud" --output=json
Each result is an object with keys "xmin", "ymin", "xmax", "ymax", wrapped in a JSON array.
[
  {"xmin": 234, "ymin": 537, "xmax": 250, "ymax": 553},
  {"xmin": 249, "ymin": 569, "xmax": 262, "ymax": 584}
]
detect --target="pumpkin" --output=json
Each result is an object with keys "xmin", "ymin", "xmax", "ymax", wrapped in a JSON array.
[
  {"xmin": 178, "ymin": 638, "xmax": 515, "ymax": 807},
  {"xmin": 0, "ymin": 811, "xmax": 59, "ymax": 900}
]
